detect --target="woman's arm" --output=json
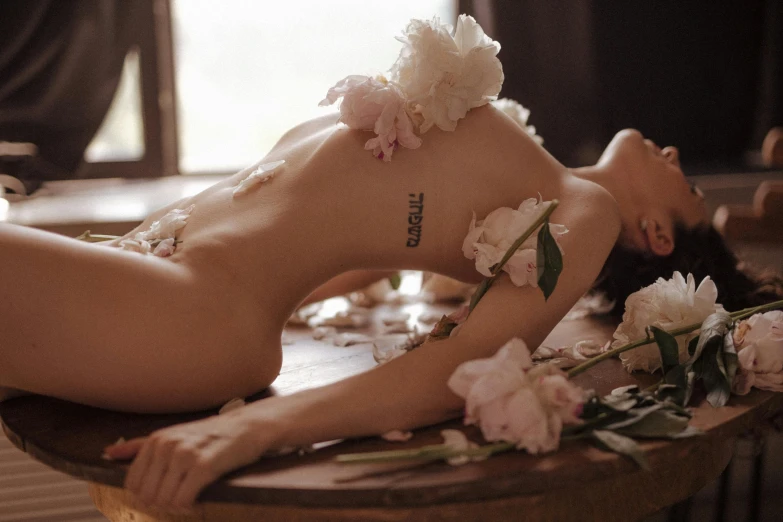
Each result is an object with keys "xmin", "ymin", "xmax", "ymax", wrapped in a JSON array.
[{"xmin": 105, "ymin": 196, "xmax": 620, "ymax": 510}]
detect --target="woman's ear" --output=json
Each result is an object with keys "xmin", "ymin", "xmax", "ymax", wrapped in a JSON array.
[{"xmin": 642, "ymin": 216, "xmax": 674, "ymax": 256}]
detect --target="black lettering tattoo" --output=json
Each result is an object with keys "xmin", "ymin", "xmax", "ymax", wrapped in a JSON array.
[{"xmin": 406, "ymin": 193, "xmax": 424, "ymax": 247}]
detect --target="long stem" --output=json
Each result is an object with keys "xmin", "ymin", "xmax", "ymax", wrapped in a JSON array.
[
  {"xmin": 468, "ymin": 200, "xmax": 560, "ymax": 312},
  {"xmin": 336, "ymin": 441, "xmax": 514, "ymax": 464},
  {"xmin": 566, "ymin": 298, "xmax": 783, "ymax": 379}
]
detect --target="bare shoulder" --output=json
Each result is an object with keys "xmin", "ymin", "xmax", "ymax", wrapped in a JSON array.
[{"xmin": 559, "ymin": 177, "xmax": 621, "ymax": 252}]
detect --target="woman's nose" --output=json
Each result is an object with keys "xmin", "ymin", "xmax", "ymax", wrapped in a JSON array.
[{"xmin": 662, "ymin": 146, "xmax": 680, "ymax": 166}]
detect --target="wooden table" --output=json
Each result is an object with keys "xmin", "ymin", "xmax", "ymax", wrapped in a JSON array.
[{"xmin": 2, "ymin": 306, "xmax": 782, "ymax": 522}]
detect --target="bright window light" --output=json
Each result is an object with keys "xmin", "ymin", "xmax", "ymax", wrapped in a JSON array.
[{"xmin": 171, "ymin": 0, "xmax": 456, "ymax": 173}]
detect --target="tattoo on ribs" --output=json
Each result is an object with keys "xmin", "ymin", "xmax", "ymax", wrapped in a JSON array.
[{"xmin": 406, "ymin": 193, "xmax": 424, "ymax": 247}]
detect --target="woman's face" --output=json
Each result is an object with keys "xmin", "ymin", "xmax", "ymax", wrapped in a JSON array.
[{"xmin": 600, "ymin": 129, "xmax": 708, "ymax": 228}]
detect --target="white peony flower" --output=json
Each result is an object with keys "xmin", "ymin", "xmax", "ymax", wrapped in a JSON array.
[
  {"xmin": 491, "ymin": 98, "xmax": 543, "ymax": 144},
  {"xmin": 390, "ymin": 14, "xmax": 504, "ymax": 133},
  {"xmin": 461, "ymin": 198, "xmax": 568, "ymax": 287},
  {"xmin": 613, "ymin": 272, "xmax": 722, "ymax": 373},
  {"xmin": 733, "ymin": 311, "xmax": 783, "ymax": 394},
  {"xmin": 319, "ymin": 75, "xmax": 421, "ymax": 161},
  {"xmin": 233, "ymin": 160, "xmax": 286, "ymax": 196},
  {"xmin": 447, "ymin": 338, "xmax": 583, "ymax": 454}
]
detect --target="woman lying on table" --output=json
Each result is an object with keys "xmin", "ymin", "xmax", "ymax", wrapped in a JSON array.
[{"xmin": 1, "ymin": 15, "xmax": 780, "ymax": 511}]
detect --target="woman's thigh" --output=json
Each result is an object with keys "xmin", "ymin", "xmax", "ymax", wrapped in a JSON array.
[{"xmin": 0, "ymin": 224, "xmax": 277, "ymax": 413}]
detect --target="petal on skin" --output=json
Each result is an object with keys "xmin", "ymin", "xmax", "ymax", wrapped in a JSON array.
[
  {"xmin": 381, "ymin": 430, "xmax": 413, "ymax": 442},
  {"xmin": 152, "ymin": 238, "xmax": 176, "ymax": 257},
  {"xmin": 233, "ymin": 160, "xmax": 286, "ymax": 197},
  {"xmin": 218, "ymin": 398, "xmax": 246, "ymax": 415}
]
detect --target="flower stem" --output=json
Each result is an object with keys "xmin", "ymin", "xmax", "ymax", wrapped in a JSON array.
[
  {"xmin": 468, "ymin": 200, "xmax": 560, "ymax": 312},
  {"xmin": 566, "ymin": 298, "xmax": 783, "ymax": 379},
  {"xmin": 335, "ymin": 441, "xmax": 514, "ymax": 464},
  {"xmin": 490, "ymin": 200, "xmax": 559, "ymax": 279}
]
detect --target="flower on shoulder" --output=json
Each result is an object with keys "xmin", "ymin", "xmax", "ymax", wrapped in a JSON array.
[
  {"xmin": 461, "ymin": 198, "xmax": 568, "ymax": 287},
  {"xmin": 491, "ymin": 98, "xmax": 543, "ymax": 145},
  {"xmin": 390, "ymin": 14, "xmax": 503, "ymax": 133},
  {"xmin": 447, "ymin": 338, "xmax": 584, "ymax": 454},
  {"xmin": 319, "ymin": 74, "xmax": 421, "ymax": 161},
  {"xmin": 732, "ymin": 311, "xmax": 783, "ymax": 394},
  {"xmin": 613, "ymin": 272, "xmax": 721, "ymax": 373}
]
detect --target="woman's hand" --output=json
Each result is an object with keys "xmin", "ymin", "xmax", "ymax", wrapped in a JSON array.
[{"xmin": 103, "ymin": 408, "xmax": 273, "ymax": 512}]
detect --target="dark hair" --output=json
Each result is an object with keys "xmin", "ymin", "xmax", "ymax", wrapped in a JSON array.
[{"xmin": 592, "ymin": 223, "xmax": 783, "ymax": 318}]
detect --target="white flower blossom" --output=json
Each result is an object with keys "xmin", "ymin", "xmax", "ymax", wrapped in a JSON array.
[
  {"xmin": 613, "ymin": 272, "xmax": 722, "ymax": 373},
  {"xmin": 461, "ymin": 198, "xmax": 568, "ymax": 287},
  {"xmin": 390, "ymin": 14, "xmax": 504, "ymax": 133},
  {"xmin": 491, "ymin": 98, "xmax": 543, "ymax": 144},
  {"xmin": 319, "ymin": 75, "xmax": 421, "ymax": 161},
  {"xmin": 733, "ymin": 311, "xmax": 783, "ymax": 394},
  {"xmin": 447, "ymin": 338, "xmax": 583, "ymax": 454},
  {"xmin": 233, "ymin": 160, "xmax": 286, "ymax": 196}
]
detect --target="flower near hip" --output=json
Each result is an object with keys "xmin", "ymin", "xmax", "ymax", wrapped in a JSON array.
[
  {"xmin": 462, "ymin": 198, "xmax": 568, "ymax": 287},
  {"xmin": 118, "ymin": 205, "xmax": 194, "ymax": 258},
  {"xmin": 491, "ymin": 98, "xmax": 543, "ymax": 145},
  {"xmin": 447, "ymin": 338, "xmax": 584, "ymax": 454},
  {"xmin": 732, "ymin": 311, "xmax": 783, "ymax": 394},
  {"xmin": 319, "ymin": 74, "xmax": 421, "ymax": 161},
  {"xmin": 390, "ymin": 14, "xmax": 504, "ymax": 133},
  {"xmin": 613, "ymin": 272, "xmax": 722, "ymax": 373}
]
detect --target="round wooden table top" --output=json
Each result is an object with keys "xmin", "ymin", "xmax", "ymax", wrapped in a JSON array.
[{"xmin": 2, "ymin": 308, "xmax": 782, "ymax": 521}]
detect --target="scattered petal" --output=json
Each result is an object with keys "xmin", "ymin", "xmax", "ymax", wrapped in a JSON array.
[
  {"xmin": 233, "ymin": 160, "xmax": 286, "ymax": 196},
  {"xmin": 381, "ymin": 430, "xmax": 414, "ymax": 442},
  {"xmin": 218, "ymin": 397, "xmax": 246, "ymax": 415}
]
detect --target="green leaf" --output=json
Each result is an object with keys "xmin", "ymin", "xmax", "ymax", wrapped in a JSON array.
[
  {"xmin": 688, "ymin": 335, "xmax": 700, "ymax": 357},
  {"xmin": 614, "ymin": 410, "xmax": 692, "ymax": 439},
  {"xmin": 387, "ymin": 273, "xmax": 402, "ymax": 290},
  {"xmin": 650, "ymin": 326, "xmax": 680, "ymax": 375},
  {"xmin": 536, "ymin": 222, "xmax": 563, "ymax": 301},
  {"xmin": 688, "ymin": 311, "xmax": 732, "ymax": 364},
  {"xmin": 592, "ymin": 430, "xmax": 649, "ymax": 470}
]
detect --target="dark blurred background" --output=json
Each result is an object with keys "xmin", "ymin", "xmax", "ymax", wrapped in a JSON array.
[
  {"xmin": 472, "ymin": 0, "xmax": 783, "ymax": 172},
  {"xmin": 1, "ymin": 0, "xmax": 781, "ymax": 187}
]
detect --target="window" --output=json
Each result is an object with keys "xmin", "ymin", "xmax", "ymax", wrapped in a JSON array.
[{"xmin": 86, "ymin": 0, "xmax": 456, "ymax": 176}]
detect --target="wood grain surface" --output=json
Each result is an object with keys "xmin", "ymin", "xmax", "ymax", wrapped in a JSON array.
[{"xmin": 2, "ymin": 305, "xmax": 782, "ymax": 519}]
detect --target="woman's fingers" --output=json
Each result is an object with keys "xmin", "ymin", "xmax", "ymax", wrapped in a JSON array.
[
  {"xmin": 103, "ymin": 437, "xmax": 146, "ymax": 460},
  {"xmin": 152, "ymin": 446, "xmax": 196, "ymax": 508},
  {"xmin": 123, "ymin": 437, "xmax": 157, "ymax": 492},
  {"xmin": 137, "ymin": 438, "xmax": 177, "ymax": 504}
]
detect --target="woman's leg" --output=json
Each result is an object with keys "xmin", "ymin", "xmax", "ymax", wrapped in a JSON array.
[{"xmin": 0, "ymin": 224, "xmax": 272, "ymax": 413}]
